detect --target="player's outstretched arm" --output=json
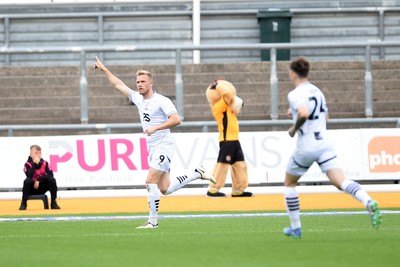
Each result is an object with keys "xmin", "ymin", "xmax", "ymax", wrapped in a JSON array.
[{"xmin": 93, "ymin": 56, "xmax": 132, "ymax": 98}]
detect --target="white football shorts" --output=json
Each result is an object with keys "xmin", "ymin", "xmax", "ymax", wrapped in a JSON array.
[
  {"xmin": 149, "ymin": 141, "xmax": 176, "ymax": 172},
  {"xmin": 286, "ymin": 143, "xmax": 341, "ymax": 176}
]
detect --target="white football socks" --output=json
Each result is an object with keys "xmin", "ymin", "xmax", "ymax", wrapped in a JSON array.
[
  {"xmin": 164, "ymin": 170, "xmax": 201, "ymax": 195},
  {"xmin": 341, "ymin": 179, "xmax": 372, "ymax": 207},
  {"xmin": 147, "ymin": 184, "xmax": 160, "ymax": 225},
  {"xmin": 284, "ymin": 186, "xmax": 302, "ymax": 229}
]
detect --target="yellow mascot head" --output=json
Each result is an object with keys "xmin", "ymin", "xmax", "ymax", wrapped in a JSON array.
[{"xmin": 206, "ymin": 79, "xmax": 243, "ymax": 114}]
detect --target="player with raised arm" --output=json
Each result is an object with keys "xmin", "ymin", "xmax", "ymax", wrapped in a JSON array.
[
  {"xmin": 94, "ymin": 57, "xmax": 216, "ymax": 229},
  {"xmin": 283, "ymin": 57, "xmax": 382, "ymax": 239}
]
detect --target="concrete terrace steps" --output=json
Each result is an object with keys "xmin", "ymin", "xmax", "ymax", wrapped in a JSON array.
[
  {"xmin": 0, "ymin": 66, "xmax": 80, "ymax": 76},
  {"xmin": 0, "ymin": 60, "xmax": 399, "ymax": 129},
  {"xmin": 0, "ymin": 68, "xmax": 395, "ymax": 88},
  {"xmin": 0, "ymin": 106, "xmax": 141, "ymax": 124},
  {"xmin": 0, "ymin": 95, "xmax": 131, "ymax": 108},
  {"xmin": 0, "ymin": 76, "xmax": 80, "ymax": 88},
  {"xmin": 186, "ymin": 90, "xmax": 400, "ymax": 105},
  {"xmin": 185, "ymin": 101, "xmax": 399, "ymax": 114},
  {"xmin": 0, "ymin": 86, "xmax": 81, "ymax": 97},
  {"xmin": 0, "ymin": 79, "xmax": 396, "ymax": 99}
]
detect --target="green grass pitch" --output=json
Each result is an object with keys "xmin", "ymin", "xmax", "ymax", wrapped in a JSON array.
[{"xmin": 1, "ymin": 212, "xmax": 399, "ymax": 267}]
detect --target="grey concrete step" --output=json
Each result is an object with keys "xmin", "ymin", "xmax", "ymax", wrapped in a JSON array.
[
  {"xmin": 0, "ymin": 96, "xmax": 132, "ymax": 108},
  {"xmin": 0, "ymin": 106, "xmax": 140, "ymax": 121},
  {"xmin": 188, "ymin": 92, "xmax": 365, "ymax": 107},
  {"xmin": 88, "ymin": 73, "xmax": 174, "ymax": 87},
  {"xmin": 0, "ymin": 118, "xmax": 80, "ymax": 125},
  {"xmin": 0, "ymin": 80, "xmax": 394, "ymax": 99},
  {"xmin": 158, "ymin": 80, "xmax": 399, "ymax": 96},
  {"xmin": 0, "ymin": 106, "xmax": 79, "ymax": 117},
  {"xmin": 0, "ymin": 66, "xmax": 79, "ymax": 76},
  {"xmin": 184, "ymin": 100, "xmax": 400, "ymax": 119},
  {"xmin": 181, "ymin": 73, "xmax": 268, "ymax": 84},
  {"xmin": 183, "ymin": 62, "xmax": 269, "ymax": 73},
  {"xmin": 0, "ymin": 76, "xmax": 80, "ymax": 88},
  {"xmin": 0, "ymin": 97, "xmax": 79, "ymax": 108},
  {"xmin": 372, "ymin": 60, "xmax": 400, "ymax": 70},
  {"xmin": 185, "ymin": 92, "xmax": 269, "ymax": 105},
  {"xmin": 0, "ymin": 86, "xmax": 80, "ymax": 97},
  {"xmin": 325, "ymin": 90, "xmax": 400, "ymax": 102}
]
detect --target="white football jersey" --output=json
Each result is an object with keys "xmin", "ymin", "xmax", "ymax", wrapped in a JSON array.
[
  {"xmin": 288, "ymin": 81, "xmax": 329, "ymax": 148},
  {"xmin": 129, "ymin": 90, "xmax": 177, "ymax": 150}
]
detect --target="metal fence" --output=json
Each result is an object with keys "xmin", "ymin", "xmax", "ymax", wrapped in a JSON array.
[{"xmin": 0, "ymin": 40, "xmax": 400, "ymax": 135}]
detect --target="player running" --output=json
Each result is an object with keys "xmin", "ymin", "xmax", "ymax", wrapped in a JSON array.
[
  {"xmin": 94, "ymin": 57, "xmax": 216, "ymax": 229},
  {"xmin": 283, "ymin": 57, "xmax": 382, "ymax": 239}
]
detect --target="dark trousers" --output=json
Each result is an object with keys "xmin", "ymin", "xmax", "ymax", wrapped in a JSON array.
[{"xmin": 22, "ymin": 177, "xmax": 58, "ymax": 202}]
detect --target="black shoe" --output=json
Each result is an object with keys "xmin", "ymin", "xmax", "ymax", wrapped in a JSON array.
[
  {"xmin": 51, "ymin": 201, "xmax": 61, "ymax": 209},
  {"xmin": 207, "ymin": 191, "xmax": 226, "ymax": 197},
  {"xmin": 232, "ymin": 191, "xmax": 253, "ymax": 197},
  {"xmin": 19, "ymin": 201, "xmax": 27, "ymax": 210}
]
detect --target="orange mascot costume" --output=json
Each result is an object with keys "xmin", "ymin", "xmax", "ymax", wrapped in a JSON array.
[{"xmin": 206, "ymin": 80, "xmax": 253, "ymax": 197}]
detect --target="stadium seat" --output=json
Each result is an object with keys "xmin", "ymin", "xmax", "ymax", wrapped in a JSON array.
[{"xmin": 27, "ymin": 194, "xmax": 49, "ymax": 209}]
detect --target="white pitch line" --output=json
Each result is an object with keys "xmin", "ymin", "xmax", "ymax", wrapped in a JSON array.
[
  {"xmin": 0, "ymin": 210, "xmax": 399, "ymax": 223},
  {"xmin": 3, "ymin": 227, "xmax": 399, "ymax": 240}
]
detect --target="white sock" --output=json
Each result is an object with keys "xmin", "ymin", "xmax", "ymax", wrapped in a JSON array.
[
  {"xmin": 284, "ymin": 186, "xmax": 301, "ymax": 229},
  {"xmin": 164, "ymin": 170, "xmax": 201, "ymax": 195},
  {"xmin": 341, "ymin": 179, "xmax": 372, "ymax": 207},
  {"xmin": 147, "ymin": 184, "xmax": 160, "ymax": 225}
]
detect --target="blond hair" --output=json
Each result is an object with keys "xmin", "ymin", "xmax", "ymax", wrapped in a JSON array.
[
  {"xmin": 136, "ymin": 70, "xmax": 153, "ymax": 80},
  {"xmin": 30, "ymin": 145, "xmax": 41, "ymax": 151}
]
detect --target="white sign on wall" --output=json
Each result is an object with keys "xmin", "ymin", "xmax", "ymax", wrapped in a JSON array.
[{"xmin": 1, "ymin": 128, "xmax": 399, "ymax": 189}]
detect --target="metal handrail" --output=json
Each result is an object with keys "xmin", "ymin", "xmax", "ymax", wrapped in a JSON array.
[
  {"xmin": 0, "ymin": 10, "xmax": 193, "ymax": 19},
  {"xmin": 1, "ymin": 118, "xmax": 400, "ymax": 137},
  {"xmin": 289, "ymin": 7, "xmax": 400, "ymax": 13},
  {"xmin": 2, "ymin": 40, "xmax": 400, "ymax": 53},
  {"xmin": 0, "ymin": 6, "xmax": 399, "ymax": 19}
]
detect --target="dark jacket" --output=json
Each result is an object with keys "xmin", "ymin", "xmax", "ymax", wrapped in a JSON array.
[{"xmin": 24, "ymin": 156, "xmax": 54, "ymax": 182}]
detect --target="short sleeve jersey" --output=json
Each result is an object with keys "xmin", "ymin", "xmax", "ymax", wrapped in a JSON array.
[
  {"xmin": 288, "ymin": 81, "xmax": 328, "ymax": 147},
  {"xmin": 129, "ymin": 90, "xmax": 177, "ymax": 150}
]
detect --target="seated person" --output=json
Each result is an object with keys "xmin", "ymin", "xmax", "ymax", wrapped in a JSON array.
[{"xmin": 19, "ymin": 145, "xmax": 61, "ymax": 210}]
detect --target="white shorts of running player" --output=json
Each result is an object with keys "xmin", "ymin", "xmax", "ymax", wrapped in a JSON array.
[
  {"xmin": 286, "ymin": 143, "xmax": 341, "ymax": 177},
  {"xmin": 149, "ymin": 142, "xmax": 176, "ymax": 173}
]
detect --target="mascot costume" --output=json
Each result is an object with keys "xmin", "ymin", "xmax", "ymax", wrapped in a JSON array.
[{"xmin": 206, "ymin": 79, "xmax": 253, "ymax": 197}]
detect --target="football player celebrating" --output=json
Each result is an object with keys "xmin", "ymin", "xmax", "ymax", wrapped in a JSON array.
[
  {"xmin": 283, "ymin": 57, "xmax": 382, "ymax": 238},
  {"xmin": 94, "ymin": 57, "xmax": 216, "ymax": 229}
]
